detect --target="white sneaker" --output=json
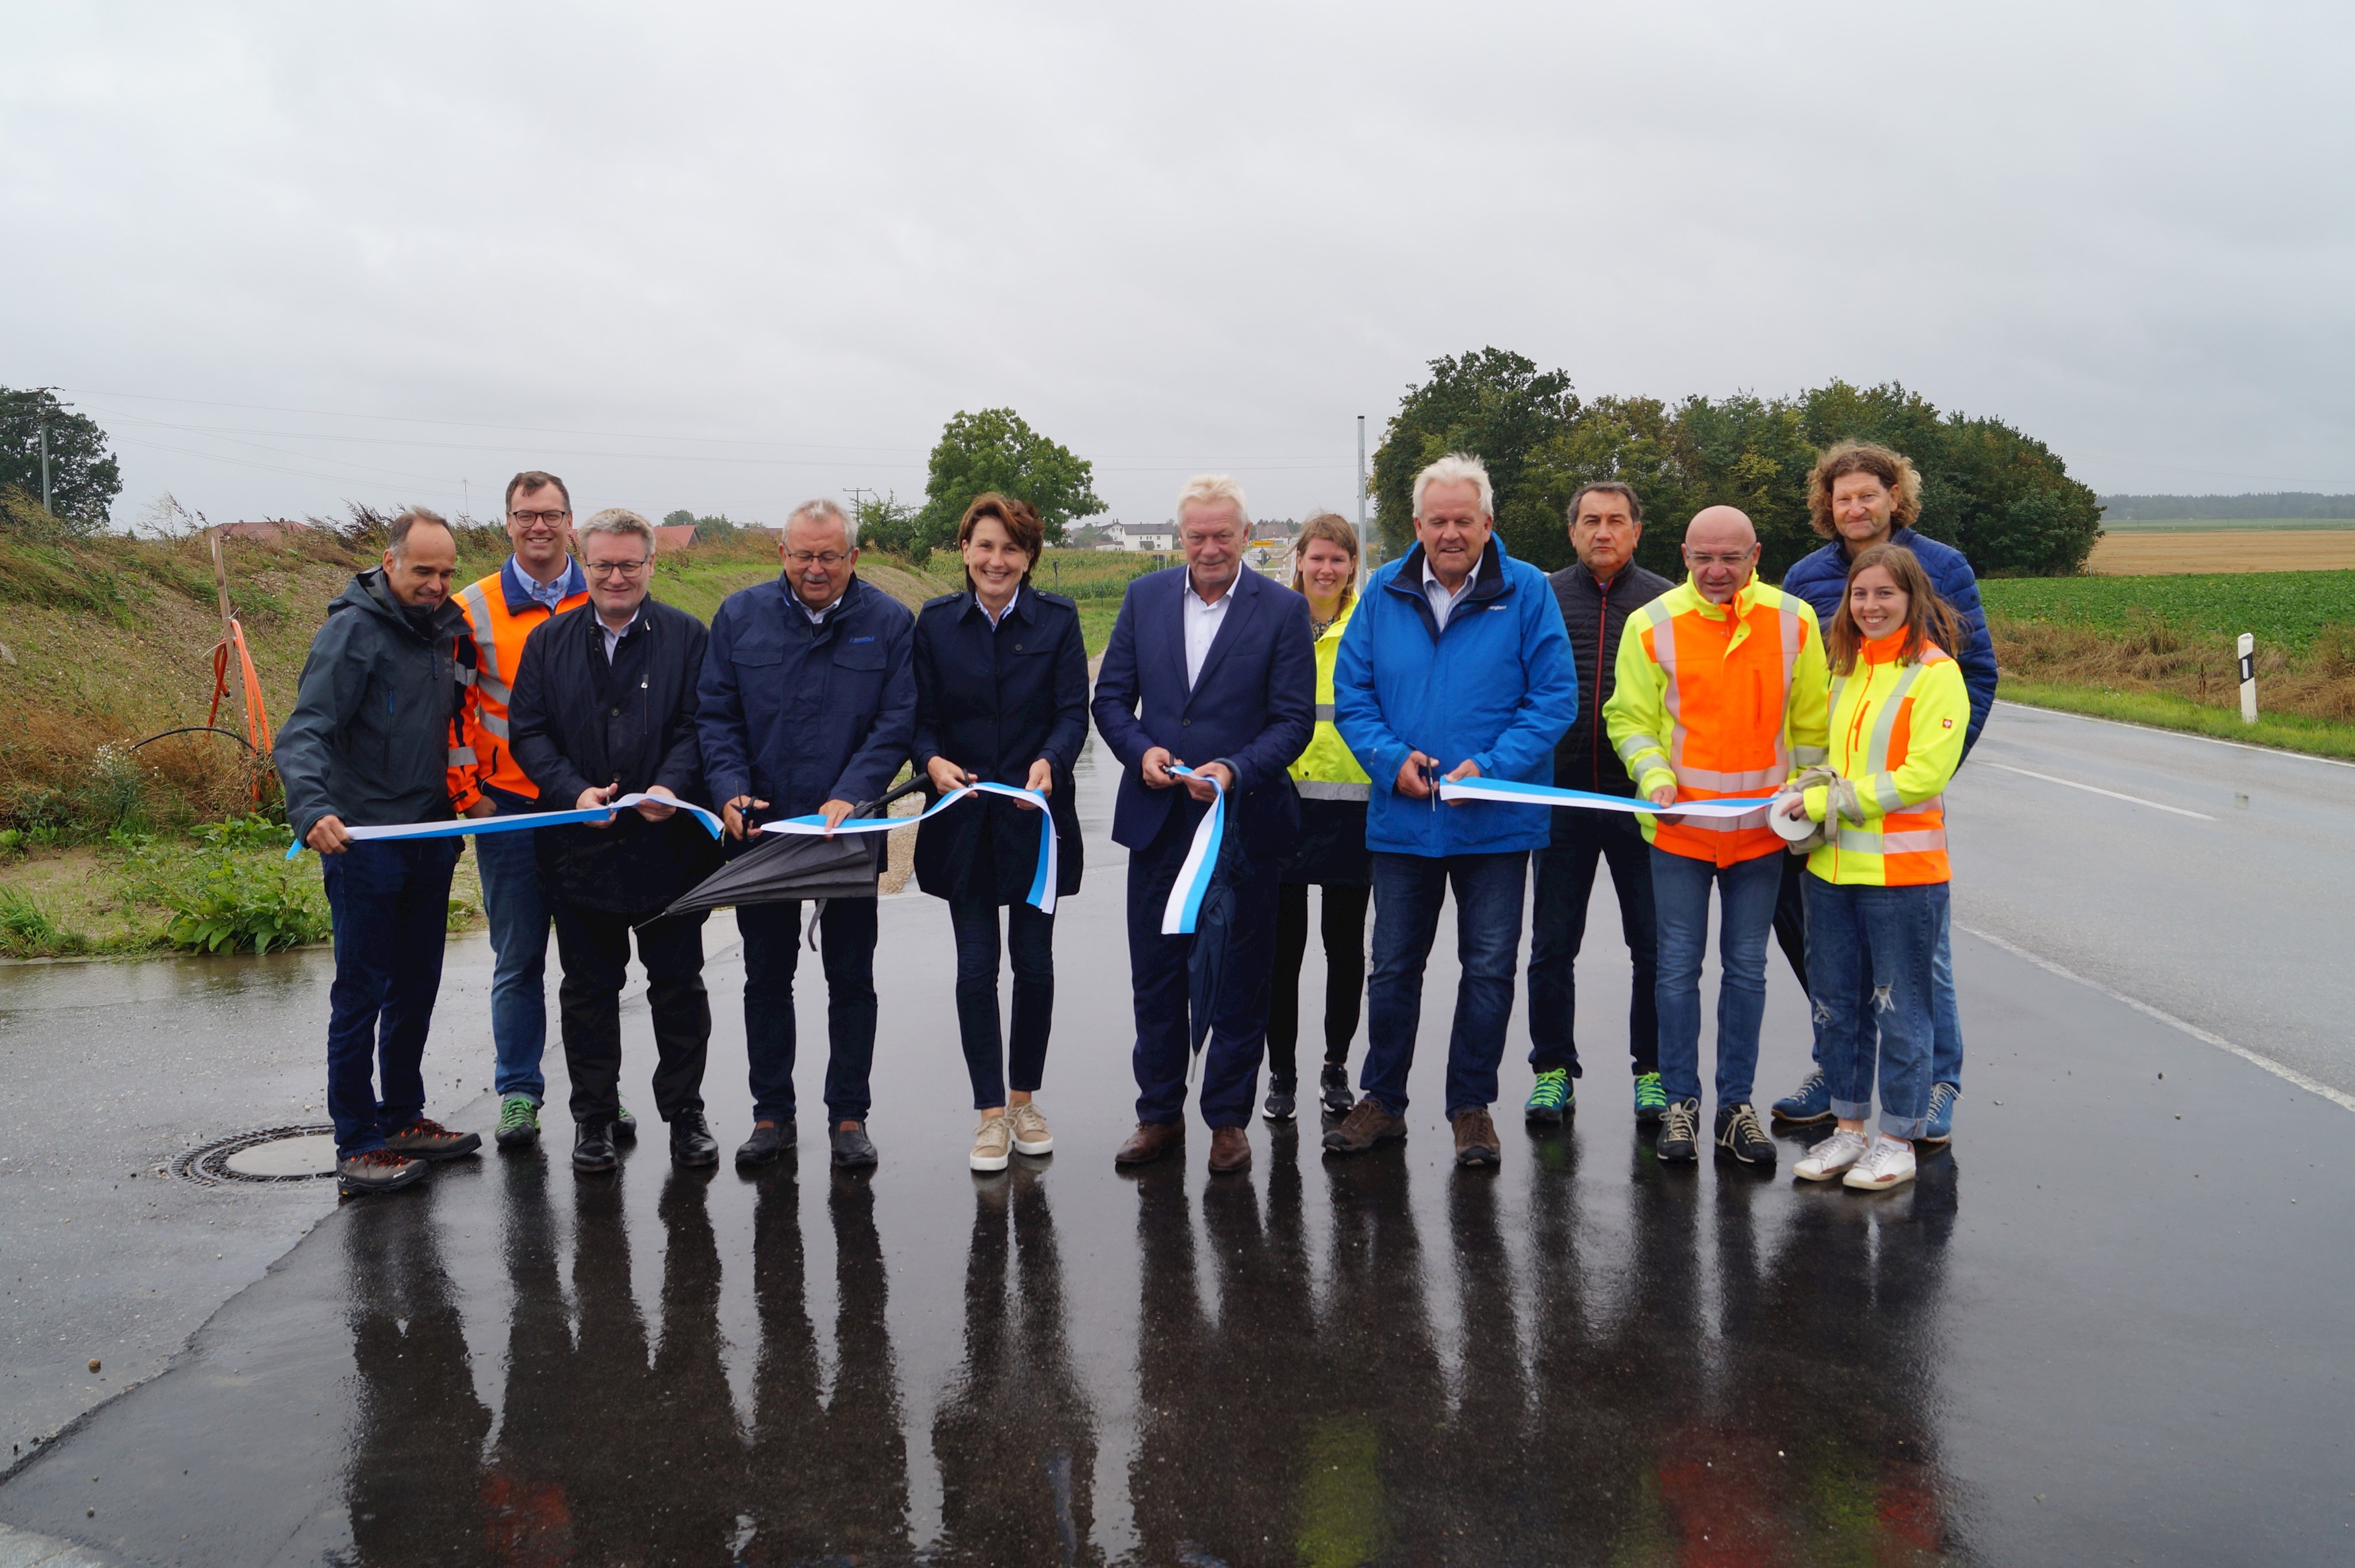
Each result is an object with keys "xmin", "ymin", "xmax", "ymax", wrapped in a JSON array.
[
  {"xmin": 1008, "ymin": 1101, "xmax": 1054, "ymax": 1156},
  {"xmin": 1843, "ymin": 1134, "xmax": 1917, "ymax": 1191},
  {"xmin": 1794, "ymin": 1128, "xmax": 1870, "ymax": 1181},
  {"xmin": 969, "ymin": 1113, "xmax": 1012, "ymax": 1173}
]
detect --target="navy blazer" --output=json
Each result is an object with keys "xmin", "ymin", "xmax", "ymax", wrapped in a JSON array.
[{"xmin": 1090, "ymin": 565, "xmax": 1315, "ymax": 862}]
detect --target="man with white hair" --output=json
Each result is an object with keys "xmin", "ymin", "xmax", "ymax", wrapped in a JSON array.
[
  {"xmin": 1092, "ymin": 474, "xmax": 1316, "ymax": 1174},
  {"xmin": 698, "ymin": 497, "xmax": 916, "ymax": 1171},
  {"xmin": 1326, "ymin": 453, "xmax": 1578, "ymax": 1168}
]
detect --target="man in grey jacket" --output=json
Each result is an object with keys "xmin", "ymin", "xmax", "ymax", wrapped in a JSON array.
[{"xmin": 277, "ymin": 507, "xmax": 490, "ymax": 1195}]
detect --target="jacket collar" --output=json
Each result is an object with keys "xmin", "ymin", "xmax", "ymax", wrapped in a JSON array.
[
  {"xmin": 352, "ymin": 569, "xmax": 467, "ymax": 645},
  {"xmin": 1387, "ymin": 536, "xmax": 1511, "ymax": 609},
  {"xmin": 964, "ymin": 584, "xmax": 1034, "ymax": 626},
  {"xmin": 1684, "ymin": 573, "xmax": 1760, "ymax": 622},
  {"xmin": 501, "ymin": 554, "xmax": 587, "ymax": 615}
]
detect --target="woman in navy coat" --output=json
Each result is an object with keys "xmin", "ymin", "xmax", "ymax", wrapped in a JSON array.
[{"xmin": 911, "ymin": 494, "xmax": 1090, "ymax": 1174}]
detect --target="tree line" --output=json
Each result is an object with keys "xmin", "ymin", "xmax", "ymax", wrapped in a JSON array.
[{"xmin": 2099, "ymin": 493, "xmax": 2355, "ymax": 521}]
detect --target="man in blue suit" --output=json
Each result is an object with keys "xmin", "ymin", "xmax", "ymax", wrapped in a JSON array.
[{"xmin": 1092, "ymin": 475, "xmax": 1316, "ymax": 1174}]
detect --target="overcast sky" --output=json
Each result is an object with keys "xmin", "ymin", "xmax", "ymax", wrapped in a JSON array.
[{"xmin": 5, "ymin": 2, "xmax": 2349, "ymax": 530}]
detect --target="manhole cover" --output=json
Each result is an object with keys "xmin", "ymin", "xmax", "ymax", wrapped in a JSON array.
[{"xmin": 174, "ymin": 1125, "xmax": 338, "ymax": 1186}]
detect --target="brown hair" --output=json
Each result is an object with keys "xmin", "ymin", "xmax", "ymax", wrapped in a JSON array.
[
  {"xmin": 1806, "ymin": 440, "xmax": 1921, "ymax": 539},
  {"xmin": 957, "ymin": 492, "xmax": 1043, "ymax": 591},
  {"xmin": 1827, "ymin": 543, "xmax": 1960, "ymax": 675},
  {"xmin": 504, "ymin": 470, "xmax": 572, "ymax": 514},
  {"xmin": 1288, "ymin": 512, "xmax": 1360, "ymax": 608},
  {"xmin": 386, "ymin": 506, "xmax": 452, "ymax": 554},
  {"xmin": 1567, "ymin": 481, "xmax": 1642, "ymax": 526}
]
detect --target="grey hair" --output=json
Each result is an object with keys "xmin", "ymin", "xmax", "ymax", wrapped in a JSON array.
[
  {"xmin": 578, "ymin": 507, "xmax": 657, "ymax": 554},
  {"xmin": 1173, "ymin": 473, "xmax": 1250, "ymax": 536},
  {"xmin": 1412, "ymin": 453, "xmax": 1495, "ymax": 519},
  {"xmin": 785, "ymin": 497, "xmax": 857, "ymax": 547}
]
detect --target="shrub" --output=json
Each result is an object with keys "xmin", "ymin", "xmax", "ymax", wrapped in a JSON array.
[
  {"xmin": 148, "ymin": 852, "xmax": 331, "ymax": 955},
  {"xmin": 0, "ymin": 886, "xmax": 86, "ymax": 957}
]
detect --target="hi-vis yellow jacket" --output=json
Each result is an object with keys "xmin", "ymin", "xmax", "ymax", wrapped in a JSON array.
[
  {"xmin": 1801, "ymin": 630, "xmax": 1967, "ymax": 885},
  {"xmin": 1288, "ymin": 596, "xmax": 1372, "ymax": 799}
]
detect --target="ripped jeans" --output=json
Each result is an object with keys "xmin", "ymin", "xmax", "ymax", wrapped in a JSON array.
[{"xmin": 1801, "ymin": 873, "xmax": 1946, "ymax": 1140}]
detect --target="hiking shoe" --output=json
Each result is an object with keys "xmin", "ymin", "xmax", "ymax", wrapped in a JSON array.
[
  {"xmin": 1794, "ymin": 1127, "xmax": 1870, "ymax": 1181},
  {"xmin": 1452, "ymin": 1107, "xmax": 1502, "ymax": 1168},
  {"xmin": 613, "ymin": 1102, "xmax": 638, "ymax": 1145},
  {"xmin": 1921, "ymin": 1082, "xmax": 1959, "ymax": 1145},
  {"xmin": 1009, "ymin": 1101, "xmax": 1054, "ymax": 1155},
  {"xmin": 1633, "ymin": 1072, "xmax": 1669, "ymax": 1126},
  {"xmin": 384, "ymin": 1117, "xmax": 481, "ymax": 1161},
  {"xmin": 573, "ymin": 1120, "xmax": 618, "ymax": 1175},
  {"xmin": 1524, "ymin": 1068, "xmax": 1573, "ymax": 1126},
  {"xmin": 1263, "ymin": 1080, "xmax": 1298, "ymax": 1122},
  {"xmin": 336, "ymin": 1147, "xmax": 424, "ymax": 1196},
  {"xmin": 494, "ymin": 1094, "xmax": 541, "ymax": 1151},
  {"xmin": 830, "ymin": 1121, "xmax": 879, "ymax": 1170},
  {"xmin": 1714, "ymin": 1102, "xmax": 1776, "ymax": 1168},
  {"xmin": 1771, "ymin": 1068, "xmax": 1834, "ymax": 1126},
  {"xmin": 1319, "ymin": 1063, "xmax": 1355, "ymax": 1118},
  {"xmin": 669, "ymin": 1108, "xmax": 719, "ymax": 1168},
  {"xmin": 735, "ymin": 1120, "xmax": 791, "ymax": 1168},
  {"xmin": 1322, "ymin": 1097, "xmax": 1406, "ymax": 1155},
  {"xmin": 1844, "ymin": 1134, "xmax": 1917, "ymax": 1191},
  {"xmin": 1655, "ymin": 1097, "xmax": 1701, "ymax": 1163},
  {"xmin": 970, "ymin": 1113, "xmax": 1012, "ymax": 1174}
]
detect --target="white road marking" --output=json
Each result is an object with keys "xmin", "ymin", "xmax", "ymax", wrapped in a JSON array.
[
  {"xmin": 1979, "ymin": 762, "xmax": 2216, "ymax": 820},
  {"xmin": 1959, "ymin": 924, "xmax": 2355, "ymax": 1116},
  {"xmin": 1993, "ymin": 699, "xmax": 2355, "ymax": 770}
]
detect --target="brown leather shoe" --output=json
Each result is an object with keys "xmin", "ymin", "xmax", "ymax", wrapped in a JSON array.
[
  {"xmin": 1452, "ymin": 1107, "xmax": 1502, "ymax": 1168},
  {"xmin": 1114, "ymin": 1120, "xmax": 1182, "ymax": 1167},
  {"xmin": 1322, "ymin": 1097, "xmax": 1406, "ymax": 1154},
  {"xmin": 1207, "ymin": 1125, "xmax": 1252, "ymax": 1174}
]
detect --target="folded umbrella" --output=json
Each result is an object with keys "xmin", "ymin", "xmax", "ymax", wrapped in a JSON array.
[
  {"xmin": 657, "ymin": 778, "xmax": 922, "ymax": 921},
  {"xmin": 1183, "ymin": 796, "xmax": 1246, "ymax": 1075}
]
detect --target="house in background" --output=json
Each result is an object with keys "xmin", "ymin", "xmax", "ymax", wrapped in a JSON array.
[
  {"xmin": 652, "ymin": 524, "xmax": 699, "ymax": 552},
  {"xmin": 219, "ymin": 519, "xmax": 314, "ymax": 542},
  {"xmin": 1110, "ymin": 520, "xmax": 1175, "ymax": 552}
]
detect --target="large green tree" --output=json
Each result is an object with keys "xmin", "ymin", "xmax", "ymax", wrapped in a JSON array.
[
  {"xmin": 0, "ymin": 388, "xmax": 121, "ymax": 531},
  {"xmin": 914, "ymin": 408, "xmax": 1104, "ymax": 554},
  {"xmin": 1369, "ymin": 348, "xmax": 1579, "ymax": 561}
]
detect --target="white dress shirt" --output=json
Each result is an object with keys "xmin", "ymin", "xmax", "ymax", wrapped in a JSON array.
[
  {"xmin": 1182, "ymin": 573, "xmax": 1233, "ymax": 688},
  {"xmin": 1422, "ymin": 557, "xmax": 1475, "ymax": 631},
  {"xmin": 599, "ymin": 608, "xmax": 642, "ymax": 660}
]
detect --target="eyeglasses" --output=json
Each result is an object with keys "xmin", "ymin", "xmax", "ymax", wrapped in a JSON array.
[
  {"xmin": 784, "ymin": 550, "xmax": 853, "ymax": 568},
  {"xmin": 1684, "ymin": 550, "xmax": 1757, "ymax": 569},
  {"xmin": 585, "ymin": 558, "xmax": 650, "ymax": 578},
  {"xmin": 509, "ymin": 509, "xmax": 571, "ymax": 526}
]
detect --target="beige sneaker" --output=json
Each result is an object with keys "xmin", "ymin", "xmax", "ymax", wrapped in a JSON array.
[
  {"xmin": 1008, "ymin": 1101, "xmax": 1054, "ymax": 1156},
  {"xmin": 970, "ymin": 1113, "xmax": 1012, "ymax": 1173}
]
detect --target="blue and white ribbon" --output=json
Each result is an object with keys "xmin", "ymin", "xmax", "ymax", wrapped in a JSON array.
[
  {"xmin": 1435, "ymin": 775, "xmax": 1779, "ymax": 818},
  {"xmin": 1160, "ymin": 765, "xmax": 1226, "ymax": 936},
  {"xmin": 761, "ymin": 781, "xmax": 1058, "ymax": 913},
  {"xmin": 286, "ymin": 793, "xmax": 727, "ymax": 858}
]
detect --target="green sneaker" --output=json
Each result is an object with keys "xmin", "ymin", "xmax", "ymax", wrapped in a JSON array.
[
  {"xmin": 494, "ymin": 1093, "xmax": 540, "ymax": 1151},
  {"xmin": 1524, "ymin": 1068, "xmax": 1574, "ymax": 1127},
  {"xmin": 612, "ymin": 1101, "xmax": 638, "ymax": 1145},
  {"xmin": 1633, "ymin": 1072, "xmax": 1669, "ymax": 1128}
]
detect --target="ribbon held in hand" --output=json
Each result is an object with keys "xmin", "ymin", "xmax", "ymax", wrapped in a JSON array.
[
  {"xmin": 287, "ymin": 793, "xmax": 726, "ymax": 858},
  {"xmin": 1160, "ymin": 765, "xmax": 1226, "ymax": 936},
  {"xmin": 1435, "ymin": 775, "xmax": 1781, "ymax": 819},
  {"xmin": 760, "ymin": 781, "xmax": 1058, "ymax": 913}
]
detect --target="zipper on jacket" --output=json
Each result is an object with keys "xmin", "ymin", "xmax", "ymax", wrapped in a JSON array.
[{"xmin": 1591, "ymin": 574, "xmax": 1610, "ymax": 788}]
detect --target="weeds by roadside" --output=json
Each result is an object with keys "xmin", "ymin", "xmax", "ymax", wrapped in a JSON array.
[{"xmin": 0, "ymin": 885, "xmax": 89, "ymax": 957}]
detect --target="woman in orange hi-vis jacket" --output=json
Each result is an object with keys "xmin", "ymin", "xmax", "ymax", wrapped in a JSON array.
[{"xmin": 1781, "ymin": 543, "xmax": 1969, "ymax": 1194}]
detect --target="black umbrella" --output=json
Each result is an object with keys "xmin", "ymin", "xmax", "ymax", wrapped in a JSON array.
[{"xmin": 658, "ymin": 778, "xmax": 923, "ymax": 921}]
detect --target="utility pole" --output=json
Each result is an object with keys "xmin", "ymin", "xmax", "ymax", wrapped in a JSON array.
[
  {"xmin": 38, "ymin": 417, "xmax": 50, "ymax": 514},
  {"xmin": 1355, "ymin": 414, "xmax": 1368, "ymax": 586}
]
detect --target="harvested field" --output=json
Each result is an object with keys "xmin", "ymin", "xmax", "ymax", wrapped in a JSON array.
[{"xmin": 2088, "ymin": 527, "xmax": 2355, "ymax": 574}]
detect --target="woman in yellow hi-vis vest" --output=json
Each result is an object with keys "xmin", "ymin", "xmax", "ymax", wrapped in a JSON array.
[
  {"xmin": 1780, "ymin": 543, "xmax": 1969, "ymax": 1193},
  {"xmin": 1268, "ymin": 513, "xmax": 1375, "ymax": 1122}
]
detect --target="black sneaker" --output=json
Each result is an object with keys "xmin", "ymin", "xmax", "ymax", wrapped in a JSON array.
[
  {"xmin": 1714, "ymin": 1102, "xmax": 1776, "ymax": 1168},
  {"xmin": 383, "ymin": 1117, "xmax": 482, "ymax": 1161},
  {"xmin": 670, "ymin": 1108, "xmax": 719, "ymax": 1168},
  {"xmin": 1263, "ymin": 1080, "xmax": 1297, "ymax": 1122},
  {"xmin": 1319, "ymin": 1063, "xmax": 1355, "ymax": 1117},
  {"xmin": 1655, "ymin": 1097, "xmax": 1701, "ymax": 1163},
  {"xmin": 830, "ymin": 1121, "xmax": 879, "ymax": 1170},
  {"xmin": 735, "ymin": 1120, "xmax": 790, "ymax": 1168},
  {"xmin": 336, "ymin": 1148, "xmax": 425, "ymax": 1197},
  {"xmin": 612, "ymin": 1102, "xmax": 639, "ymax": 1145},
  {"xmin": 573, "ymin": 1120, "xmax": 617, "ymax": 1174}
]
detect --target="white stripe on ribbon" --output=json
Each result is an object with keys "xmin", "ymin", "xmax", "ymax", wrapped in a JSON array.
[
  {"xmin": 1435, "ymin": 775, "xmax": 1780, "ymax": 819},
  {"xmin": 760, "ymin": 781, "xmax": 1058, "ymax": 912},
  {"xmin": 286, "ymin": 793, "xmax": 727, "ymax": 858},
  {"xmin": 1160, "ymin": 765, "xmax": 1226, "ymax": 936}
]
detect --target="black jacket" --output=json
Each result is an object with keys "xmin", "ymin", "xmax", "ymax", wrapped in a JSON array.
[
  {"xmin": 1547, "ymin": 558, "xmax": 1676, "ymax": 802},
  {"xmin": 508, "ymin": 597, "xmax": 721, "ymax": 914},
  {"xmin": 910, "ymin": 586, "xmax": 1089, "ymax": 904},
  {"xmin": 277, "ymin": 570, "xmax": 477, "ymax": 844}
]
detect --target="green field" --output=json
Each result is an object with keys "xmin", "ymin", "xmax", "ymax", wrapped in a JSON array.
[{"xmin": 1981, "ymin": 571, "xmax": 2355, "ymax": 651}]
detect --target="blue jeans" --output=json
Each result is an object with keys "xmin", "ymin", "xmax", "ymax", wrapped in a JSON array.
[
  {"xmin": 1527, "ymin": 810, "xmax": 1658, "ymax": 1079},
  {"xmin": 474, "ymin": 787, "xmax": 553, "ymax": 1103},
  {"xmin": 1801, "ymin": 875, "xmax": 1944, "ymax": 1139},
  {"xmin": 321, "ymin": 838, "xmax": 461, "ymax": 1157},
  {"xmin": 1361, "ymin": 850, "xmax": 1529, "ymax": 1119},
  {"xmin": 1786, "ymin": 851, "xmax": 1965, "ymax": 1088},
  {"xmin": 739, "ymin": 897, "xmax": 879, "ymax": 1125},
  {"xmin": 1126, "ymin": 803, "xmax": 1279, "ymax": 1129},
  {"xmin": 1650, "ymin": 847, "xmax": 1781, "ymax": 1109},
  {"xmin": 949, "ymin": 896, "xmax": 1056, "ymax": 1109}
]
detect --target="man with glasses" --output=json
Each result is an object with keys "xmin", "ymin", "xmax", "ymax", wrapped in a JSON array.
[
  {"xmin": 699, "ymin": 499, "xmax": 916, "ymax": 1170},
  {"xmin": 456, "ymin": 471, "xmax": 593, "ymax": 1154},
  {"xmin": 508, "ymin": 509, "xmax": 724, "ymax": 1174}
]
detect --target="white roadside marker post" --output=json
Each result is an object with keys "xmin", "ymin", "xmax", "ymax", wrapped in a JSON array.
[{"xmin": 2238, "ymin": 632, "xmax": 2258, "ymax": 724}]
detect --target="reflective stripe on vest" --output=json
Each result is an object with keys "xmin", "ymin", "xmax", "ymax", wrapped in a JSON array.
[
  {"xmin": 461, "ymin": 582, "xmax": 501, "ymax": 684},
  {"xmin": 1834, "ymin": 659, "xmax": 1947, "ymax": 858},
  {"xmin": 447, "ymin": 746, "xmax": 478, "ymax": 767},
  {"xmin": 1313, "ymin": 703, "xmax": 1336, "ymax": 722},
  {"xmin": 1295, "ymin": 779, "xmax": 1371, "ymax": 801},
  {"xmin": 477, "ymin": 708, "xmax": 511, "ymax": 741}
]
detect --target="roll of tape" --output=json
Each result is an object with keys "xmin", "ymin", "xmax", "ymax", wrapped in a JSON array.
[{"xmin": 1769, "ymin": 793, "xmax": 1815, "ymax": 842}]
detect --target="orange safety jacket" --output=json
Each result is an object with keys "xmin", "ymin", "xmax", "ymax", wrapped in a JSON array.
[
  {"xmin": 456, "ymin": 558, "xmax": 590, "ymax": 800},
  {"xmin": 1602, "ymin": 575, "xmax": 1830, "ymax": 866}
]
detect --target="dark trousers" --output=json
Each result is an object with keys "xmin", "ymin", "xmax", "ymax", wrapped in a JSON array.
[
  {"xmin": 1361, "ymin": 850, "xmax": 1530, "ymax": 1119},
  {"xmin": 549, "ymin": 901, "xmax": 712, "ymax": 1125},
  {"xmin": 1126, "ymin": 803, "xmax": 1279, "ymax": 1129},
  {"xmin": 321, "ymin": 837, "xmax": 461, "ymax": 1157},
  {"xmin": 949, "ymin": 896, "xmax": 1056, "ymax": 1109},
  {"xmin": 1267, "ymin": 881, "xmax": 1371, "ymax": 1086},
  {"xmin": 739, "ymin": 897, "xmax": 879, "ymax": 1126},
  {"xmin": 1526, "ymin": 810, "xmax": 1659, "ymax": 1079}
]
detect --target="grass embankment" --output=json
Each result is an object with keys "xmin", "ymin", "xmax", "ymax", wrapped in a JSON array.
[{"xmin": 1982, "ymin": 570, "xmax": 2355, "ymax": 758}]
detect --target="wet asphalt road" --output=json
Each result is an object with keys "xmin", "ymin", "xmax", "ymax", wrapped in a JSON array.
[{"xmin": 3, "ymin": 718, "xmax": 2352, "ymax": 1566}]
